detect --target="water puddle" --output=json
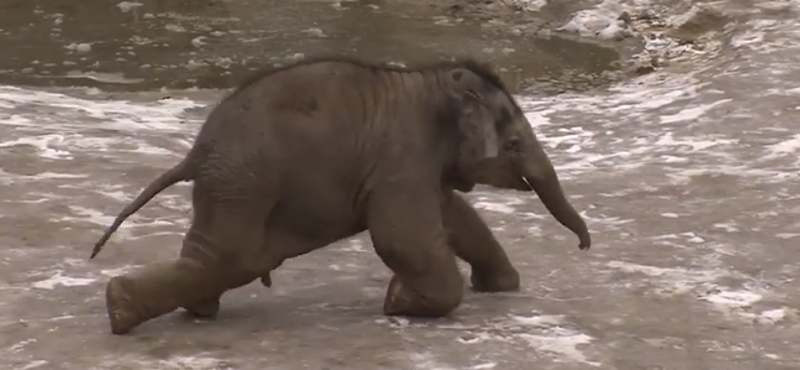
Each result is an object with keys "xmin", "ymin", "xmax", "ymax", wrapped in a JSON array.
[{"xmin": 0, "ymin": 0, "xmax": 623, "ymax": 92}]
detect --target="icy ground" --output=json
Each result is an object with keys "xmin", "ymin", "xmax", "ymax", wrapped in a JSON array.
[{"xmin": 2, "ymin": 2, "xmax": 800, "ymax": 370}]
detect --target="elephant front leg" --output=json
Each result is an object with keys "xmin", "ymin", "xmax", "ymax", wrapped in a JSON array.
[
  {"xmin": 367, "ymin": 186, "xmax": 464, "ymax": 318},
  {"xmin": 442, "ymin": 191, "xmax": 520, "ymax": 293}
]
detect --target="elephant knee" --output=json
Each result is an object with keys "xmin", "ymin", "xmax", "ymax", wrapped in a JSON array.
[
  {"xmin": 434, "ymin": 273, "xmax": 465, "ymax": 314},
  {"xmin": 383, "ymin": 273, "xmax": 464, "ymax": 318},
  {"xmin": 428, "ymin": 284, "xmax": 464, "ymax": 316}
]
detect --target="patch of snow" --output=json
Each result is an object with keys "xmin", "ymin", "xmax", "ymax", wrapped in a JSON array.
[
  {"xmin": 751, "ymin": 308, "xmax": 791, "ymax": 324},
  {"xmin": 659, "ymin": 99, "xmax": 732, "ymax": 124},
  {"xmin": 381, "ymin": 311, "xmax": 599, "ymax": 366},
  {"xmin": 100, "ymin": 266, "xmax": 141, "ymax": 277},
  {"xmin": 472, "ymin": 201, "xmax": 517, "ymax": 214},
  {"xmin": 519, "ymin": 328, "xmax": 600, "ymax": 367},
  {"xmin": 470, "ymin": 363, "xmax": 497, "ymax": 370},
  {"xmin": 97, "ymin": 190, "xmax": 132, "ymax": 202},
  {"xmin": 764, "ymin": 133, "xmax": 800, "ymax": 159},
  {"xmin": 341, "ymin": 238, "xmax": 368, "ymax": 252},
  {"xmin": 409, "ymin": 353, "xmax": 457, "ymax": 370},
  {"xmin": 511, "ymin": 312, "xmax": 565, "ymax": 327},
  {"xmin": 0, "ymin": 85, "xmax": 202, "ymax": 133},
  {"xmin": 302, "ymin": 28, "xmax": 328, "ymax": 38},
  {"xmin": 7, "ymin": 339, "xmax": 37, "ymax": 353},
  {"xmin": 116, "ymin": 1, "xmax": 144, "ymax": 13},
  {"xmin": 19, "ymin": 360, "xmax": 49, "ymax": 370},
  {"xmin": 0, "ymin": 135, "xmax": 73, "ymax": 159},
  {"xmin": 606, "ymin": 260, "xmax": 730, "ymax": 296},
  {"xmin": 556, "ymin": 0, "xmax": 633, "ymax": 40},
  {"xmin": 713, "ymin": 222, "xmax": 739, "ymax": 232},
  {"xmin": 510, "ymin": 0, "xmax": 548, "ymax": 12},
  {"xmin": 700, "ymin": 288, "xmax": 762, "ymax": 308},
  {"xmin": 31, "ymin": 271, "xmax": 96, "ymax": 289},
  {"xmin": 65, "ymin": 42, "xmax": 92, "ymax": 53}
]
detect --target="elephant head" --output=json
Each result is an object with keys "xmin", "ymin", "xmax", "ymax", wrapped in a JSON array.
[{"xmin": 442, "ymin": 65, "xmax": 591, "ymax": 251}]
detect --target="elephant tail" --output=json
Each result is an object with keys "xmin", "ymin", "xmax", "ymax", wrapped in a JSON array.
[{"xmin": 90, "ymin": 159, "xmax": 195, "ymax": 259}]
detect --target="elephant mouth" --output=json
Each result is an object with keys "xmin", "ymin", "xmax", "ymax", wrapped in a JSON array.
[{"xmin": 470, "ymin": 158, "xmax": 532, "ymax": 192}]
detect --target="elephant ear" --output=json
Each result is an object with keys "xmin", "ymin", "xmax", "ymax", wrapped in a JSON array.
[{"xmin": 455, "ymin": 88, "xmax": 500, "ymax": 169}]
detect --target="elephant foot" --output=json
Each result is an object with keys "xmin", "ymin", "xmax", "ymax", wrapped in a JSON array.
[
  {"xmin": 105, "ymin": 276, "xmax": 146, "ymax": 335},
  {"xmin": 183, "ymin": 299, "xmax": 220, "ymax": 318},
  {"xmin": 382, "ymin": 275, "xmax": 460, "ymax": 318},
  {"xmin": 470, "ymin": 267, "xmax": 520, "ymax": 293}
]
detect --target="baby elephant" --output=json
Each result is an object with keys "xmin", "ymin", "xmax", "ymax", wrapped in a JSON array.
[{"xmin": 91, "ymin": 56, "xmax": 591, "ymax": 335}]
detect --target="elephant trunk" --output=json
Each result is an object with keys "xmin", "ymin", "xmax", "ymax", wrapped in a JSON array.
[{"xmin": 520, "ymin": 141, "xmax": 591, "ymax": 250}]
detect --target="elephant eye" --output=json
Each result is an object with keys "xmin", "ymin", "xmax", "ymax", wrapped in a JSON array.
[{"xmin": 503, "ymin": 139, "xmax": 521, "ymax": 152}]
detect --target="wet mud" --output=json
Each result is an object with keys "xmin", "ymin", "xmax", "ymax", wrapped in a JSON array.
[{"xmin": 0, "ymin": 0, "xmax": 624, "ymax": 93}]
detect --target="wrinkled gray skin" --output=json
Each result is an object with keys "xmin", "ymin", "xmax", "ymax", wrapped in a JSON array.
[{"xmin": 91, "ymin": 57, "xmax": 591, "ymax": 335}]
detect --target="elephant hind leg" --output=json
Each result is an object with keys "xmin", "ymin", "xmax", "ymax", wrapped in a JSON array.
[
  {"xmin": 105, "ymin": 258, "xmax": 231, "ymax": 334},
  {"xmin": 442, "ymin": 191, "xmax": 520, "ymax": 293},
  {"xmin": 105, "ymin": 258, "xmax": 264, "ymax": 334},
  {"xmin": 367, "ymin": 186, "xmax": 464, "ymax": 318},
  {"xmin": 183, "ymin": 299, "xmax": 220, "ymax": 318},
  {"xmin": 105, "ymin": 178, "xmax": 274, "ymax": 334},
  {"xmin": 182, "ymin": 226, "xmax": 299, "ymax": 318},
  {"xmin": 181, "ymin": 270, "xmax": 259, "ymax": 318}
]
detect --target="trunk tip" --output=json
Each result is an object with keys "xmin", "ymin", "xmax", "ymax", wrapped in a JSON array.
[{"xmin": 578, "ymin": 233, "xmax": 591, "ymax": 250}]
